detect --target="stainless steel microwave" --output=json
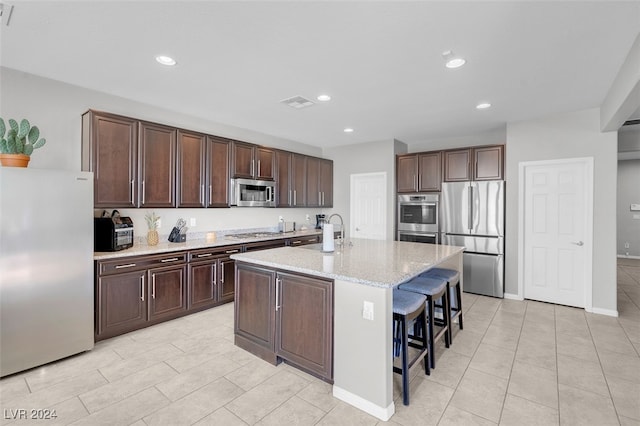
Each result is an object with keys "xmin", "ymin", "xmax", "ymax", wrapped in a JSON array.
[{"xmin": 231, "ymin": 178, "xmax": 276, "ymax": 207}]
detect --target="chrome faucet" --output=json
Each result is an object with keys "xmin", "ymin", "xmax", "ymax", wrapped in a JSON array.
[{"xmin": 327, "ymin": 213, "xmax": 345, "ymax": 245}]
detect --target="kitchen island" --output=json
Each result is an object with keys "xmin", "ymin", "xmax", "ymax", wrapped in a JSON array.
[{"xmin": 231, "ymin": 238, "xmax": 464, "ymax": 421}]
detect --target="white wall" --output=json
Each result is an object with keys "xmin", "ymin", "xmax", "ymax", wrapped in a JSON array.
[
  {"xmin": 1, "ymin": 67, "xmax": 325, "ymax": 235},
  {"xmin": 505, "ymin": 108, "xmax": 618, "ymax": 312},
  {"xmin": 617, "ymin": 159, "xmax": 640, "ymax": 257},
  {"xmin": 408, "ymin": 126, "xmax": 506, "ymax": 153},
  {"xmin": 323, "ymin": 139, "xmax": 398, "ymax": 240}
]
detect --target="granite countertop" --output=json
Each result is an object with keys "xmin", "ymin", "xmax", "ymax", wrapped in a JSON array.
[
  {"xmin": 94, "ymin": 228, "xmax": 325, "ymax": 260},
  {"xmin": 230, "ymin": 238, "xmax": 465, "ymax": 288}
]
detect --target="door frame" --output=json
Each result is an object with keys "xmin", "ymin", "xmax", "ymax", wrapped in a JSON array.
[
  {"xmin": 517, "ymin": 157, "xmax": 594, "ymax": 310},
  {"xmin": 349, "ymin": 172, "xmax": 388, "ymax": 240}
]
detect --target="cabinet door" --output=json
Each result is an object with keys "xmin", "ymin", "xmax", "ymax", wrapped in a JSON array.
[
  {"xmin": 188, "ymin": 261, "xmax": 217, "ymax": 310},
  {"xmin": 276, "ymin": 150, "xmax": 292, "ymax": 207},
  {"xmin": 319, "ymin": 159, "xmax": 333, "ymax": 207},
  {"xmin": 234, "ymin": 264, "xmax": 276, "ymax": 351},
  {"xmin": 232, "ymin": 142, "xmax": 255, "ymax": 179},
  {"xmin": 396, "ymin": 155, "xmax": 418, "ymax": 193},
  {"xmin": 291, "ymin": 154, "xmax": 307, "ymax": 207},
  {"xmin": 83, "ymin": 111, "xmax": 138, "ymax": 208},
  {"xmin": 276, "ymin": 272, "xmax": 333, "ymax": 380},
  {"xmin": 148, "ymin": 265, "xmax": 187, "ymax": 321},
  {"xmin": 306, "ymin": 157, "xmax": 320, "ymax": 207},
  {"xmin": 139, "ymin": 122, "xmax": 176, "ymax": 207},
  {"xmin": 443, "ymin": 149, "xmax": 471, "ymax": 182},
  {"xmin": 177, "ymin": 130, "xmax": 206, "ymax": 208},
  {"xmin": 418, "ymin": 152, "xmax": 442, "ymax": 192},
  {"xmin": 97, "ymin": 270, "xmax": 147, "ymax": 338},
  {"xmin": 219, "ymin": 257, "xmax": 236, "ymax": 303},
  {"xmin": 207, "ymin": 137, "xmax": 230, "ymax": 207},
  {"xmin": 473, "ymin": 145, "xmax": 504, "ymax": 180},
  {"xmin": 256, "ymin": 148, "xmax": 275, "ymax": 180}
]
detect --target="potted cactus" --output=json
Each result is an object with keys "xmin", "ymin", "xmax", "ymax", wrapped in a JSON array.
[{"xmin": 0, "ymin": 118, "xmax": 47, "ymax": 167}]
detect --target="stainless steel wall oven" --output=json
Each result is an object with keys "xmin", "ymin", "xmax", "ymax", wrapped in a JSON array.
[{"xmin": 397, "ymin": 193, "xmax": 439, "ymax": 244}]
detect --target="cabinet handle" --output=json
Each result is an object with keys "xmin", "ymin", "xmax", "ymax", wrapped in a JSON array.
[
  {"xmin": 152, "ymin": 275, "xmax": 156, "ymax": 299},
  {"xmin": 291, "ymin": 240, "xmax": 302, "ymax": 245},
  {"xmin": 140, "ymin": 276, "xmax": 145, "ymax": 302},
  {"xmin": 201, "ymin": 184, "xmax": 204, "ymax": 204},
  {"xmin": 131, "ymin": 180, "xmax": 135, "ymax": 205},
  {"xmin": 293, "ymin": 190, "xmax": 297, "ymax": 205},
  {"xmin": 115, "ymin": 263, "xmax": 136, "ymax": 269},
  {"xmin": 225, "ymin": 249, "xmax": 239, "ymax": 254},
  {"xmin": 418, "ymin": 175, "xmax": 421, "ymax": 189},
  {"xmin": 197, "ymin": 253, "xmax": 213, "ymax": 258},
  {"xmin": 160, "ymin": 257, "xmax": 179, "ymax": 263},
  {"xmin": 289, "ymin": 190, "xmax": 292, "ymax": 205},
  {"xmin": 258, "ymin": 160, "xmax": 261, "ymax": 177},
  {"xmin": 322, "ymin": 192, "xmax": 325, "ymax": 206},
  {"xmin": 251, "ymin": 160, "xmax": 255, "ymax": 177},
  {"xmin": 142, "ymin": 181, "xmax": 146, "ymax": 204},
  {"xmin": 220, "ymin": 262, "xmax": 225, "ymax": 283},
  {"xmin": 209, "ymin": 185, "xmax": 212, "ymax": 204},
  {"xmin": 275, "ymin": 278, "xmax": 281, "ymax": 311}
]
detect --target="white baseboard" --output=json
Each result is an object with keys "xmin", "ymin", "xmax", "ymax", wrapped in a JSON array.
[
  {"xmin": 585, "ymin": 307, "xmax": 619, "ymax": 317},
  {"xmin": 617, "ymin": 254, "xmax": 640, "ymax": 260},
  {"xmin": 504, "ymin": 292, "xmax": 523, "ymax": 300},
  {"xmin": 332, "ymin": 385, "xmax": 394, "ymax": 421}
]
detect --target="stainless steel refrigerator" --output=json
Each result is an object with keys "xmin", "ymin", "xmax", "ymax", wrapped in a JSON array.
[
  {"xmin": 1, "ymin": 168, "xmax": 94, "ymax": 377},
  {"xmin": 441, "ymin": 180, "xmax": 505, "ymax": 297}
]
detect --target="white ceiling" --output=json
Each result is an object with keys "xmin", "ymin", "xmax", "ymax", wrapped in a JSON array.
[{"xmin": 1, "ymin": 1, "xmax": 639, "ymax": 149}]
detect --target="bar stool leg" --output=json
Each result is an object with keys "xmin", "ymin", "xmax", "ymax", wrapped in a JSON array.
[
  {"xmin": 427, "ymin": 297, "xmax": 436, "ymax": 369},
  {"xmin": 401, "ymin": 315, "xmax": 410, "ymax": 405}
]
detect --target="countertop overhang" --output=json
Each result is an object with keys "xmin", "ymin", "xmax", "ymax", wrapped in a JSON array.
[{"xmin": 231, "ymin": 238, "xmax": 465, "ymax": 288}]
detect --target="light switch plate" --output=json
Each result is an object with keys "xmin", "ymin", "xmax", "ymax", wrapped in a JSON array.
[
  {"xmin": 190, "ymin": 218, "xmax": 196, "ymax": 227},
  {"xmin": 631, "ymin": 204, "xmax": 640, "ymax": 211}
]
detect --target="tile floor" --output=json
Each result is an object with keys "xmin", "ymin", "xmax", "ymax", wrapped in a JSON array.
[{"xmin": 1, "ymin": 259, "xmax": 639, "ymax": 425}]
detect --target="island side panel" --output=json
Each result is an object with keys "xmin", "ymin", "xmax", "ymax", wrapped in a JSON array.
[{"xmin": 332, "ymin": 279, "xmax": 394, "ymax": 421}]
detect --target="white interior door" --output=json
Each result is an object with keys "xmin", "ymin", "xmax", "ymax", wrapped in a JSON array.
[
  {"xmin": 350, "ymin": 172, "xmax": 387, "ymax": 240},
  {"xmin": 520, "ymin": 158, "xmax": 593, "ymax": 308}
]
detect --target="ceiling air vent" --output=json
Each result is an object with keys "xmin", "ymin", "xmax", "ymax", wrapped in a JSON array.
[{"xmin": 280, "ymin": 96, "xmax": 315, "ymax": 109}]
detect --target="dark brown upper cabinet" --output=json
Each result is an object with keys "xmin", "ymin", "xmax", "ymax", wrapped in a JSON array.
[
  {"xmin": 206, "ymin": 136, "xmax": 231, "ymax": 207},
  {"xmin": 82, "ymin": 110, "xmax": 138, "ymax": 208},
  {"xmin": 291, "ymin": 154, "xmax": 307, "ymax": 207},
  {"xmin": 443, "ymin": 145, "xmax": 504, "ymax": 182},
  {"xmin": 319, "ymin": 159, "xmax": 333, "ymax": 207},
  {"xmin": 306, "ymin": 157, "xmax": 320, "ymax": 207},
  {"xmin": 443, "ymin": 149, "xmax": 471, "ymax": 182},
  {"xmin": 473, "ymin": 145, "xmax": 504, "ymax": 181},
  {"xmin": 396, "ymin": 152, "xmax": 441, "ymax": 193},
  {"xmin": 231, "ymin": 141, "xmax": 275, "ymax": 180},
  {"xmin": 177, "ymin": 130, "xmax": 207, "ymax": 208},
  {"xmin": 276, "ymin": 150, "xmax": 292, "ymax": 207},
  {"xmin": 139, "ymin": 121, "xmax": 176, "ymax": 208}
]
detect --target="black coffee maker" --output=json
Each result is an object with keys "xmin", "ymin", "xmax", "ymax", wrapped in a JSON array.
[{"xmin": 316, "ymin": 214, "xmax": 327, "ymax": 229}]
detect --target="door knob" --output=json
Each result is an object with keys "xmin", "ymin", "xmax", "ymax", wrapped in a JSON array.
[{"xmin": 571, "ymin": 241, "xmax": 584, "ymax": 246}]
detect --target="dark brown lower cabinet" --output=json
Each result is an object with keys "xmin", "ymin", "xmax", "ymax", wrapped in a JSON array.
[
  {"xmin": 97, "ymin": 270, "xmax": 147, "ymax": 338},
  {"xmin": 234, "ymin": 263, "xmax": 334, "ymax": 381},
  {"xmin": 148, "ymin": 265, "xmax": 187, "ymax": 321},
  {"xmin": 188, "ymin": 261, "xmax": 217, "ymax": 310}
]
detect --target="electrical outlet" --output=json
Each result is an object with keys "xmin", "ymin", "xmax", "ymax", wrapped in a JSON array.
[
  {"xmin": 363, "ymin": 301, "xmax": 374, "ymax": 321},
  {"xmin": 625, "ymin": 242, "xmax": 630, "ymax": 249},
  {"xmin": 190, "ymin": 218, "xmax": 196, "ymax": 227},
  {"xmin": 156, "ymin": 219, "xmax": 161, "ymax": 228},
  {"xmin": 279, "ymin": 215, "xmax": 284, "ymax": 222},
  {"xmin": 306, "ymin": 214, "xmax": 310, "ymax": 221}
]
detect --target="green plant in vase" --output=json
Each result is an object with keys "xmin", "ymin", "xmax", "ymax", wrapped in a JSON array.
[{"xmin": 145, "ymin": 211, "xmax": 160, "ymax": 246}]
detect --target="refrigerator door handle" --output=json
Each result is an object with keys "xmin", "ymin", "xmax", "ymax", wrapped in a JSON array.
[{"xmin": 468, "ymin": 184, "xmax": 473, "ymax": 231}]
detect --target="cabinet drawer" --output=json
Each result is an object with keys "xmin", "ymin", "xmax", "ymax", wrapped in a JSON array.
[
  {"xmin": 244, "ymin": 240, "xmax": 287, "ymax": 252},
  {"xmin": 288, "ymin": 236, "xmax": 320, "ymax": 246},
  {"xmin": 98, "ymin": 252, "xmax": 187, "ymax": 275},
  {"xmin": 188, "ymin": 245, "xmax": 243, "ymax": 262}
]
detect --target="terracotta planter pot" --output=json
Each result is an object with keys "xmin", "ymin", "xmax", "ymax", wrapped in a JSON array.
[{"xmin": 0, "ymin": 154, "xmax": 31, "ymax": 168}]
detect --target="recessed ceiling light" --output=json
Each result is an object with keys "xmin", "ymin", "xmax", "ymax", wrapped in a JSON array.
[
  {"xmin": 317, "ymin": 94, "xmax": 331, "ymax": 102},
  {"xmin": 155, "ymin": 55, "xmax": 176, "ymax": 66},
  {"xmin": 442, "ymin": 50, "xmax": 466, "ymax": 69},
  {"xmin": 476, "ymin": 102, "xmax": 492, "ymax": 109},
  {"xmin": 344, "ymin": 128, "xmax": 354, "ymax": 133}
]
